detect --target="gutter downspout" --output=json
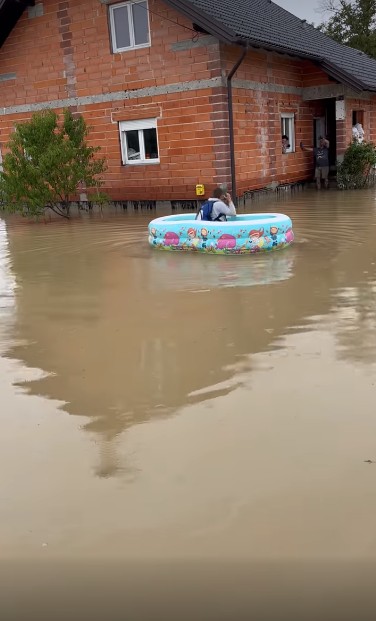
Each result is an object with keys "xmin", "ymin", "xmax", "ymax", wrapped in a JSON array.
[{"xmin": 227, "ymin": 44, "xmax": 248, "ymax": 205}]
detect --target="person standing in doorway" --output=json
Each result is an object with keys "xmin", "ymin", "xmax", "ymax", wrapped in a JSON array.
[{"xmin": 300, "ymin": 136, "xmax": 330, "ymax": 189}]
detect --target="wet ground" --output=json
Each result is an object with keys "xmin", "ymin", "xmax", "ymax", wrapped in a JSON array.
[{"xmin": 2, "ymin": 189, "xmax": 376, "ymax": 619}]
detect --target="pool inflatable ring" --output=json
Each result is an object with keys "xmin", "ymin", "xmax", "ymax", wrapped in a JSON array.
[{"xmin": 148, "ymin": 213, "xmax": 294, "ymax": 254}]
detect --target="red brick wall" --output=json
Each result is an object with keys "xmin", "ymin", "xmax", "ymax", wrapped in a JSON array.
[
  {"xmin": 0, "ymin": 0, "xmax": 219, "ymax": 104},
  {"xmin": 0, "ymin": 0, "xmax": 225, "ymax": 200},
  {"xmin": 221, "ymin": 46, "xmax": 326, "ymax": 194},
  {"xmin": 80, "ymin": 89, "xmax": 222, "ymax": 201},
  {"xmin": 370, "ymin": 96, "xmax": 376, "ymax": 145},
  {"xmin": 0, "ymin": 0, "xmax": 372, "ymax": 201},
  {"xmin": 338, "ymin": 97, "xmax": 375, "ymax": 157},
  {"xmin": 301, "ymin": 62, "xmax": 333, "ymax": 88}
]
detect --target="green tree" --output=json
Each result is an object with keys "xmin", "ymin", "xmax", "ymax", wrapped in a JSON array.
[
  {"xmin": 0, "ymin": 109, "xmax": 107, "ymax": 219},
  {"xmin": 319, "ymin": 0, "xmax": 376, "ymax": 58}
]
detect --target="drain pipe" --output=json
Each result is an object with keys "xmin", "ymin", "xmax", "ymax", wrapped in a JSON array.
[{"xmin": 227, "ymin": 45, "xmax": 248, "ymax": 205}]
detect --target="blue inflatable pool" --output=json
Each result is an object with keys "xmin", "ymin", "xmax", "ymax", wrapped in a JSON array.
[{"xmin": 148, "ymin": 213, "xmax": 294, "ymax": 254}]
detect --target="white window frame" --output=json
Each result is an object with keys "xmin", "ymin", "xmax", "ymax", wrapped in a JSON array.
[
  {"xmin": 281, "ymin": 113, "xmax": 295, "ymax": 153},
  {"xmin": 119, "ymin": 118, "xmax": 160, "ymax": 165},
  {"xmin": 109, "ymin": 0, "xmax": 151, "ymax": 53}
]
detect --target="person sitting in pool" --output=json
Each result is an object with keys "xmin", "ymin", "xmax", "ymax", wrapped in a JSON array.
[{"xmin": 196, "ymin": 187, "xmax": 236, "ymax": 222}]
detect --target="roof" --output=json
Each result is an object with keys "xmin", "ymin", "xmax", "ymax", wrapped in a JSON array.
[
  {"xmin": 164, "ymin": 0, "xmax": 376, "ymax": 92},
  {"xmin": 2, "ymin": 0, "xmax": 376, "ymax": 92},
  {"xmin": 0, "ymin": 0, "xmax": 35, "ymax": 48}
]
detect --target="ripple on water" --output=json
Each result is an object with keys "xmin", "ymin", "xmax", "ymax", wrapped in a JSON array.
[{"xmin": 3, "ymin": 191, "xmax": 376, "ymax": 575}]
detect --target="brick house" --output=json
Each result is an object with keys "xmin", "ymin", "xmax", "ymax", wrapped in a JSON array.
[{"xmin": 1, "ymin": 0, "xmax": 376, "ymax": 205}]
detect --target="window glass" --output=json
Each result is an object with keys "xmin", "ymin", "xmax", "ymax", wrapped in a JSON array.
[
  {"xmin": 112, "ymin": 5, "xmax": 131, "ymax": 49},
  {"xmin": 132, "ymin": 1, "xmax": 149, "ymax": 46},
  {"xmin": 143, "ymin": 128, "xmax": 158, "ymax": 159},
  {"xmin": 126, "ymin": 130, "xmax": 141, "ymax": 160},
  {"xmin": 281, "ymin": 115, "xmax": 295, "ymax": 153}
]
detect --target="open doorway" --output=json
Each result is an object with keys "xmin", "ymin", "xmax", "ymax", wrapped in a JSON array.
[
  {"xmin": 313, "ymin": 116, "xmax": 326, "ymax": 146},
  {"xmin": 313, "ymin": 98, "xmax": 337, "ymax": 168}
]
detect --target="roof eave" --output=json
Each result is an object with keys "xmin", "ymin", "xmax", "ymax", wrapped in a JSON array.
[
  {"xmin": 162, "ymin": 0, "xmax": 237, "ymax": 43},
  {"xmin": 0, "ymin": 0, "xmax": 35, "ymax": 48},
  {"xmin": 320, "ymin": 60, "xmax": 368, "ymax": 93},
  {"xmin": 165, "ymin": 0, "xmax": 376, "ymax": 92},
  {"xmin": 236, "ymin": 36, "xmax": 320, "ymax": 61}
]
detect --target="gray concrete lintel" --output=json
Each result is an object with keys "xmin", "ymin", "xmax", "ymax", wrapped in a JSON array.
[
  {"xmin": 0, "ymin": 77, "xmax": 225, "ymax": 116},
  {"xmin": 303, "ymin": 84, "xmax": 371, "ymax": 101},
  {"xmin": 171, "ymin": 35, "xmax": 218, "ymax": 51},
  {"xmin": 0, "ymin": 73, "xmax": 16, "ymax": 82},
  {"xmin": 1, "ymin": 77, "xmax": 349, "ymax": 118},
  {"xmin": 233, "ymin": 78, "xmax": 302, "ymax": 96}
]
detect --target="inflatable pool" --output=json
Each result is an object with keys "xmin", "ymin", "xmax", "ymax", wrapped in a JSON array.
[{"xmin": 148, "ymin": 213, "xmax": 294, "ymax": 254}]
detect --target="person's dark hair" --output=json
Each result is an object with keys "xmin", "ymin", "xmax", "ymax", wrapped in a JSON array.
[
  {"xmin": 282, "ymin": 134, "xmax": 289, "ymax": 141},
  {"xmin": 213, "ymin": 187, "xmax": 225, "ymax": 199}
]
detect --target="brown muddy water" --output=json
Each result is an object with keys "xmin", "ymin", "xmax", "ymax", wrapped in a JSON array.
[{"xmin": 2, "ymin": 189, "xmax": 376, "ymax": 620}]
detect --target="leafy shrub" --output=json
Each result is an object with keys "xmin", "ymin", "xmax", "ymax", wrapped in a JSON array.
[
  {"xmin": 337, "ymin": 141, "xmax": 376, "ymax": 190},
  {"xmin": 0, "ymin": 109, "xmax": 107, "ymax": 218}
]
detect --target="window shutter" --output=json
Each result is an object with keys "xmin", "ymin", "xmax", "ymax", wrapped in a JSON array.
[{"xmin": 119, "ymin": 118, "xmax": 157, "ymax": 132}]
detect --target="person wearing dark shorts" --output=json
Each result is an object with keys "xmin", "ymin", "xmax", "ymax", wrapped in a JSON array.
[{"xmin": 300, "ymin": 137, "xmax": 330, "ymax": 189}]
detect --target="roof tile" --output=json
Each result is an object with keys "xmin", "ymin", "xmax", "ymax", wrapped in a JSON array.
[{"xmin": 180, "ymin": 0, "xmax": 376, "ymax": 91}]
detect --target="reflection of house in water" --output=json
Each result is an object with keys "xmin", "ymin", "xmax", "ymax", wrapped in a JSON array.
[
  {"xmin": 4, "ymin": 198, "xmax": 376, "ymax": 476},
  {"xmin": 0, "ymin": 220, "xmax": 16, "ymax": 347},
  {"xmin": 149, "ymin": 251, "xmax": 295, "ymax": 291},
  {"xmin": 331, "ymin": 237, "xmax": 376, "ymax": 365}
]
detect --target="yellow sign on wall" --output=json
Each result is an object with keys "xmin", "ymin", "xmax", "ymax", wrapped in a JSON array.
[{"xmin": 196, "ymin": 184, "xmax": 205, "ymax": 196}]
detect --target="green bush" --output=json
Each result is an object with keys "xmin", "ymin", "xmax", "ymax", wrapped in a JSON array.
[
  {"xmin": 337, "ymin": 141, "xmax": 376, "ymax": 190},
  {"xmin": 0, "ymin": 109, "xmax": 107, "ymax": 218}
]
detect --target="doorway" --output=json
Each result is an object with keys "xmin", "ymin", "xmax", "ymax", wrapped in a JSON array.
[
  {"xmin": 313, "ymin": 98, "xmax": 337, "ymax": 168},
  {"xmin": 314, "ymin": 116, "xmax": 326, "ymax": 146}
]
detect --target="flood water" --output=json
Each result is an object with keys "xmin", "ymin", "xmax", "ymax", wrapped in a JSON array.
[{"xmin": 2, "ymin": 189, "xmax": 376, "ymax": 619}]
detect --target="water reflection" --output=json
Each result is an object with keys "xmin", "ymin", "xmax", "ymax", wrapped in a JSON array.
[
  {"xmin": 2, "ymin": 190, "xmax": 376, "ymax": 478},
  {"xmin": 0, "ymin": 220, "xmax": 16, "ymax": 350},
  {"xmin": 334, "ymin": 283, "xmax": 376, "ymax": 363},
  {"xmin": 150, "ymin": 250, "xmax": 295, "ymax": 291}
]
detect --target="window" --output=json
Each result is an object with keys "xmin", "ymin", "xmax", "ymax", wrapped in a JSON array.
[
  {"xmin": 110, "ymin": 0, "xmax": 150, "ymax": 53},
  {"xmin": 352, "ymin": 110, "xmax": 365, "ymax": 143},
  {"xmin": 281, "ymin": 113, "xmax": 295, "ymax": 153},
  {"xmin": 119, "ymin": 118, "xmax": 159, "ymax": 165},
  {"xmin": 352, "ymin": 110, "xmax": 364, "ymax": 126}
]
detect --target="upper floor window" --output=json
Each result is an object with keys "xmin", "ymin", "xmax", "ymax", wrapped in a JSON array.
[
  {"xmin": 109, "ymin": 0, "xmax": 150, "ymax": 53},
  {"xmin": 281, "ymin": 113, "xmax": 295, "ymax": 154}
]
